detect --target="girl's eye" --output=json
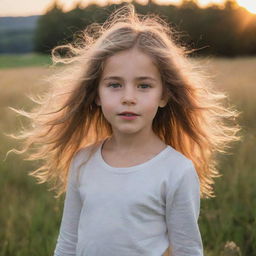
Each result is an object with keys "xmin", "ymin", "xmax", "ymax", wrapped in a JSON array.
[
  {"xmin": 139, "ymin": 84, "xmax": 151, "ymax": 89},
  {"xmin": 107, "ymin": 83, "xmax": 152, "ymax": 89},
  {"xmin": 108, "ymin": 83, "xmax": 121, "ymax": 88}
]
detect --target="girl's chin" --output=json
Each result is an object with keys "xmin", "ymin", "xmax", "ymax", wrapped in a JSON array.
[{"xmin": 111, "ymin": 125, "xmax": 141, "ymax": 134}]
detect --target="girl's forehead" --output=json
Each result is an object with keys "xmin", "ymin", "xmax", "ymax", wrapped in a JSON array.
[
  {"xmin": 105, "ymin": 48, "xmax": 152, "ymax": 64},
  {"xmin": 101, "ymin": 48, "xmax": 161, "ymax": 80}
]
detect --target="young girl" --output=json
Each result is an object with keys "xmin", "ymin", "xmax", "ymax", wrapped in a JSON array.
[{"xmin": 8, "ymin": 3, "xmax": 241, "ymax": 256}]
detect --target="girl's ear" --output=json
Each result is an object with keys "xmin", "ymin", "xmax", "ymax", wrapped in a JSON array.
[
  {"xmin": 158, "ymin": 100, "xmax": 167, "ymax": 108},
  {"xmin": 95, "ymin": 96, "xmax": 101, "ymax": 106},
  {"xmin": 159, "ymin": 94, "xmax": 169, "ymax": 108}
]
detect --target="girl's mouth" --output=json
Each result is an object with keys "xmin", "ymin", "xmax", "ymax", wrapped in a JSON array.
[{"xmin": 118, "ymin": 114, "xmax": 138, "ymax": 120}]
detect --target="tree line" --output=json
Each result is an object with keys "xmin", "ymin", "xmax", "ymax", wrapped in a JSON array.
[{"xmin": 34, "ymin": 0, "xmax": 256, "ymax": 57}]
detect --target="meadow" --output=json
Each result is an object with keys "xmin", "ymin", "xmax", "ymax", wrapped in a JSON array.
[
  {"xmin": 0, "ymin": 54, "xmax": 51, "ymax": 69},
  {"xmin": 0, "ymin": 55, "xmax": 255, "ymax": 255}
]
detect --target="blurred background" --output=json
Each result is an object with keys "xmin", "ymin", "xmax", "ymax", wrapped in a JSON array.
[{"xmin": 0, "ymin": 0, "xmax": 255, "ymax": 255}]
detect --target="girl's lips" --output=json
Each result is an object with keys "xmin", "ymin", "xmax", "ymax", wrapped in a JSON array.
[
  {"xmin": 118, "ymin": 112, "xmax": 139, "ymax": 116},
  {"xmin": 118, "ymin": 115, "xmax": 138, "ymax": 120}
]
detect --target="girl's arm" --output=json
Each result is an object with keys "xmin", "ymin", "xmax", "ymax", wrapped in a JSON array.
[
  {"xmin": 166, "ymin": 162, "xmax": 204, "ymax": 256},
  {"xmin": 54, "ymin": 156, "xmax": 82, "ymax": 256}
]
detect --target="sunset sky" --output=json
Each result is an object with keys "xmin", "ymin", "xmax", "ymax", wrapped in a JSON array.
[{"xmin": 0, "ymin": 0, "xmax": 255, "ymax": 17}]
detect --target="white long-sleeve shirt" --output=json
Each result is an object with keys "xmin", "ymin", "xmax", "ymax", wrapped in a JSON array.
[{"xmin": 54, "ymin": 139, "xmax": 204, "ymax": 256}]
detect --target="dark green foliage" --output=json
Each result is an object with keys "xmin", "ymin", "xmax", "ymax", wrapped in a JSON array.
[
  {"xmin": 34, "ymin": 2, "xmax": 68, "ymax": 54},
  {"xmin": 34, "ymin": 0, "xmax": 256, "ymax": 57}
]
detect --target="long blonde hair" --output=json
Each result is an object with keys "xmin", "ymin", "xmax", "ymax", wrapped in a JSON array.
[{"xmin": 7, "ymin": 3, "xmax": 241, "ymax": 198}]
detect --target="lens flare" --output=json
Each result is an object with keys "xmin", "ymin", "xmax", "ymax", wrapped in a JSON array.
[{"xmin": 235, "ymin": 0, "xmax": 256, "ymax": 14}]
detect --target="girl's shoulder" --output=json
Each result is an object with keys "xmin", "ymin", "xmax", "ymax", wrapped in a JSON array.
[
  {"xmin": 68, "ymin": 141, "xmax": 102, "ymax": 183},
  {"xmin": 165, "ymin": 145, "xmax": 199, "ymax": 185},
  {"xmin": 166, "ymin": 145, "xmax": 193, "ymax": 170},
  {"xmin": 71, "ymin": 141, "xmax": 102, "ymax": 168}
]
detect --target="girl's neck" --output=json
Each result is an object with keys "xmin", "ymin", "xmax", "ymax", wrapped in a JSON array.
[{"xmin": 104, "ymin": 132, "xmax": 166, "ymax": 155}]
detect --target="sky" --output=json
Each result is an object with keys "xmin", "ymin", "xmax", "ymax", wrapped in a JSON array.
[{"xmin": 0, "ymin": 0, "xmax": 255, "ymax": 17}]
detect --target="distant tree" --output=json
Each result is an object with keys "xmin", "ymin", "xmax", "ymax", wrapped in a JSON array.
[
  {"xmin": 224, "ymin": 0, "xmax": 239, "ymax": 11},
  {"xmin": 180, "ymin": 0, "xmax": 199, "ymax": 9},
  {"xmin": 34, "ymin": 1, "xmax": 67, "ymax": 53}
]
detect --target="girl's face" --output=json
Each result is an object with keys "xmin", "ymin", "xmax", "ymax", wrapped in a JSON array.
[{"xmin": 96, "ymin": 47, "xmax": 168, "ymax": 136}]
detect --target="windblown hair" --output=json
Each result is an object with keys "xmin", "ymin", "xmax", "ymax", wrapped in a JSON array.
[{"xmin": 7, "ymin": 3, "xmax": 241, "ymax": 198}]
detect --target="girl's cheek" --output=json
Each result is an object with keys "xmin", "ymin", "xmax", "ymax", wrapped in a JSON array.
[{"xmin": 101, "ymin": 98, "xmax": 117, "ymax": 110}]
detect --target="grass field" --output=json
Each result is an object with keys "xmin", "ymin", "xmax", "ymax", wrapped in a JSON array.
[
  {"xmin": 0, "ymin": 55, "xmax": 255, "ymax": 255},
  {"xmin": 0, "ymin": 54, "xmax": 51, "ymax": 69}
]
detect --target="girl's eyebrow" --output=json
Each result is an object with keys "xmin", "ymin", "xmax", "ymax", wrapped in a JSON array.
[{"xmin": 102, "ymin": 76, "xmax": 157, "ymax": 82}]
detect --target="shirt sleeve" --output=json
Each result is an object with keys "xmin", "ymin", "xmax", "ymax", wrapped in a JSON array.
[
  {"xmin": 166, "ymin": 162, "xmax": 204, "ymax": 256},
  {"xmin": 54, "ymin": 155, "xmax": 82, "ymax": 256}
]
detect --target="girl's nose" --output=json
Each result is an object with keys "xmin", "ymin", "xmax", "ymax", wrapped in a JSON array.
[{"xmin": 121, "ymin": 86, "xmax": 137, "ymax": 105}]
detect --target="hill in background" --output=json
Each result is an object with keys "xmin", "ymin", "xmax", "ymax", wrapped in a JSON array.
[{"xmin": 0, "ymin": 16, "xmax": 39, "ymax": 54}]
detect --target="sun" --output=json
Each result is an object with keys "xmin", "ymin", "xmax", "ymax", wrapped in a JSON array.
[{"xmin": 236, "ymin": 0, "xmax": 256, "ymax": 14}]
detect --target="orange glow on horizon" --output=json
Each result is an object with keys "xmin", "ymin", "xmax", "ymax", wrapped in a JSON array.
[
  {"xmin": 0, "ymin": 0, "xmax": 256, "ymax": 17},
  {"xmin": 236, "ymin": 0, "xmax": 256, "ymax": 14}
]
